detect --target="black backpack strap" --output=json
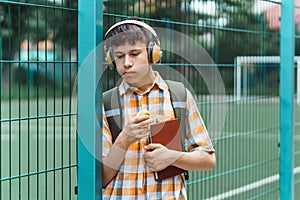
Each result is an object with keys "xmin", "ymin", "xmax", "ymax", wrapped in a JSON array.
[
  {"xmin": 165, "ymin": 80, "xmax": 189, "ymax": 180},
  {"xmin": 165, "ymin": 80, "xmax": 187, "ymax": 144},
  {"xmin": 103, "ymin": 87, "xmax": 122, "ymax": 143}
]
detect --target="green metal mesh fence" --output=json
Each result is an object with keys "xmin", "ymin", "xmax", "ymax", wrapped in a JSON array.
[
  {"xmin": 102, "ymin": 0, "xmax": 299, "ymax": 199},
  {"xmin": 0, "ymin": 0, "xmax": 77, "ymax": 199},
  {"xmin": 1, "ymin": 0, "xmax": 299, "ymax": 199}
]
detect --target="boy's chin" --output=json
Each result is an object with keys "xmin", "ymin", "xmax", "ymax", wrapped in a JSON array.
[{"xmin": 125, "ymin": 80, "xmax": 139, "ymax": 87}]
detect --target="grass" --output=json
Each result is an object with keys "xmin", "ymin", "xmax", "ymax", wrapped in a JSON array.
[
  {"xmin": 186, "ymin": 98, "xmax": 300, "ymax": 199},
  {"xmin": 0, "ymin": 97, "xmax": 77, "ymax": 200}
]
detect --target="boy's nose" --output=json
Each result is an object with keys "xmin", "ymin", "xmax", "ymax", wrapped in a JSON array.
[{"xmin": 124, "ymin": 55, "xmax": 133, "ymax": 67}]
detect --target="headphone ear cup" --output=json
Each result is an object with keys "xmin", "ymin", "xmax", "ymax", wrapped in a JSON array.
[
  {"xmin": 148, "ymin": 42, "xmax": 161, "ymax": 64},
  {"xmin": 152, "ymin": 44, "xmax": 161, "ymax": 64},
  {"xmin": 106, "ymin": 47, "xmax": 115, "ymax": 67}
]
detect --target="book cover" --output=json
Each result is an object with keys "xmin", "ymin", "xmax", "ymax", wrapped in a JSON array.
[{"xmin": 149, "ymin": 118, "xmax": 185, "ymax": 181}]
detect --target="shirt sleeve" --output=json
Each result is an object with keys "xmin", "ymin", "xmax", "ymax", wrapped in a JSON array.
[
  {"xmin": 102, "ymin": 103, "xmax": 113, "ymax": 158},
  {"xmin": 185, "ymin": 89, "xmax": 215, "ymax": 153}
]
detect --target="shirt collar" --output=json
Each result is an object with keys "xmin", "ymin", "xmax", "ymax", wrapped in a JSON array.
[{"xmin": 119, "ymin": 71, "xmax": 168, "ymax": 95}]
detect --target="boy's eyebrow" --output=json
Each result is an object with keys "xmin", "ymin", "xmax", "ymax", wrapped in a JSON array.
[
  {"xmin": 113, "ymin": 51, "xmax": 125, "ymax": 55},
  {"xmin": 114, "ymin": 48, "xmax": 144, "ymax": 54}
]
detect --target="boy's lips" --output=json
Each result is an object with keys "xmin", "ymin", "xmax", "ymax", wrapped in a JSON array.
[{"xmin": 123, "ymin": 71, "xmax": 135, "ymax": 75}]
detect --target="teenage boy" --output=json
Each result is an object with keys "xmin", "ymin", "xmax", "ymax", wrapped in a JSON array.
[{"xmin": 102, "ymin": 17, "xmax": 215, "ymax": 199}]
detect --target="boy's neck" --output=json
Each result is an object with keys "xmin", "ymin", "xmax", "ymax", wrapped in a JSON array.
[{"xmin": 129, "ymin": 70, "xmax": 156, "ymax": 93}]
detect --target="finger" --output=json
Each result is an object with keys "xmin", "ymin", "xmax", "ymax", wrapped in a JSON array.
[
  {"xmin": 139, "ymin": 118, "xmax": 155, "ymax": 127},
  {"xmin": 136, "ymin": 121, "xmax": 152, "ymax": 131},
  {"xmin": 145, "ymin": 143, "xmax": 163, "ymax": 150},
  {"xmin": 139, "ymin": 125, "xmax": 150, "ymax": 132},
  {"xmin": 133, "ymin": 115, "xmax": 150, "ymax": 123},
  {"xmin": 148, "ymin": 164, "xmax": 160, "ymax": 172},
  {"xmin": 136, "ymin": 130, "xmax": 149, "ymax": 138}
]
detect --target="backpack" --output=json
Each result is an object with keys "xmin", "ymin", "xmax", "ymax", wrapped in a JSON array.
[{"xmin": 102, "ymin": 80, "xmax": 189, "ymax": 180}]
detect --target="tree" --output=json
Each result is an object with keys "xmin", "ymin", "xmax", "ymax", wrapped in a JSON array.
[
  {"xmin": 0, "ymin": 0, "xmax": 78, "ymax": 60},
  {"xmin": 0, "ymin": 0, "xmax": 78, "ymax": 91}
]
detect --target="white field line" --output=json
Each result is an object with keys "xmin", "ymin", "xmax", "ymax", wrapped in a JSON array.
[
  {"xmin": 1, "ymin": 134, "xmax": 17, "ymax": 141},
  {"xmin": 1, "ymin": 124, "xmax": 77, "ymax": 140},
  {"xmin": 205, "ymin": 166, "xmax": 300, "ymax": 200}
]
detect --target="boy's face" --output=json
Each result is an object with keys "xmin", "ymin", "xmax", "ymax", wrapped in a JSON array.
[{"xmin": 113, "ymin": 41, "xmax": 155, "ymax": 89}]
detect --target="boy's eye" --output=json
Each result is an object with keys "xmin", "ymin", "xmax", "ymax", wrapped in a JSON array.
[
  {"xmin": 130, "ymin": 51, "xmax": 141, "ymax": 56},
  {"xmin": 115, "ymin": 54, "xmax": 124, "ymax": 59},
  {"xmin": 114, "ymin": 50, "xmax": 142, "ymax": 60}
]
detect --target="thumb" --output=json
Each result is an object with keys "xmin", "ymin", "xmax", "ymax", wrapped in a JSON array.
[{"xmin": 144, "ymin": 143, "xmax": 163, "ymax": 151}]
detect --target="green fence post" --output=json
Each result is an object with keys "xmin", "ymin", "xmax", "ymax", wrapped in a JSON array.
[
  {"xmin": 78, "ymin": 0, "xmax": 103, "ymax": 199},
  {"xmin": 0, "ymin": 36, "xmax": 2, "ymax": 88},
  {"xmin": 280, "ymin": 0, "xmax": 295, "ymax": 199}
]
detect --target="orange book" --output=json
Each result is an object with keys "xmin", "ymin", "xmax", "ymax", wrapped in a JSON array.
[{"xmin": 149, "ymin": 118, "xmax": 185, "ymax": 181}]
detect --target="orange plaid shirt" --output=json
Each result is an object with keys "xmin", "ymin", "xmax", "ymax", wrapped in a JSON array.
[{"xmin": 102, "ymin": 72, "xmax": 214, "ymax": 199}]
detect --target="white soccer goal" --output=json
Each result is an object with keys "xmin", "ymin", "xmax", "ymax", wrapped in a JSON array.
[{"xmin": 234, "ymin": 56, "xmax": 300, "ymax": 104}]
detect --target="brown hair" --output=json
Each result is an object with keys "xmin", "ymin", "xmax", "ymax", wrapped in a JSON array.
[{"xmin": 105, "ymin": 18, "xmax": 155, "ymax": 47}]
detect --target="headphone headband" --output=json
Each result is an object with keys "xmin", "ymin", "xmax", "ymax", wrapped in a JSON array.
[{"xmin": 104, "ymin": 20, "xmax": 158, "ymax": 41}]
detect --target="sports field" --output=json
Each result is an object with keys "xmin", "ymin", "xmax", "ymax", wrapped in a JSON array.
[
  {"xmin": 186, "ymin": 97, "xmax": 300, "ymax": 199},
  {"xmin": 0, "ymin": 97, "xmax": 299, "ymax": 199}
]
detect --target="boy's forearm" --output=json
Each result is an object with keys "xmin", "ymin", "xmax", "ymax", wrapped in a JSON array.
[
  {"xmin": 102, "ymin": 131, "xmax": 130, "ymax": 187},
  {"xmin": 172, "ymin": 151, "xmax": 216, "ymax": 171},
  {"xmin": 102, "ymin": 161, "xmax": 119, "ymax": 188}
]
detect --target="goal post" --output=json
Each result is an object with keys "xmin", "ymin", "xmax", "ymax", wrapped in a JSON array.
[{"xmin": 234, "ymin": 56, "xmax": 300, "ymax": 104}]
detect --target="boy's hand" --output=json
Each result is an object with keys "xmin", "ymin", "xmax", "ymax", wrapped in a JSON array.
[
  {"xmin": 144, "ymin": 143, "xmax": 183, "ymax": 171},
  {"xmin": 121, "ymin": 115, "xmax": 153, "ymax": 145}
]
